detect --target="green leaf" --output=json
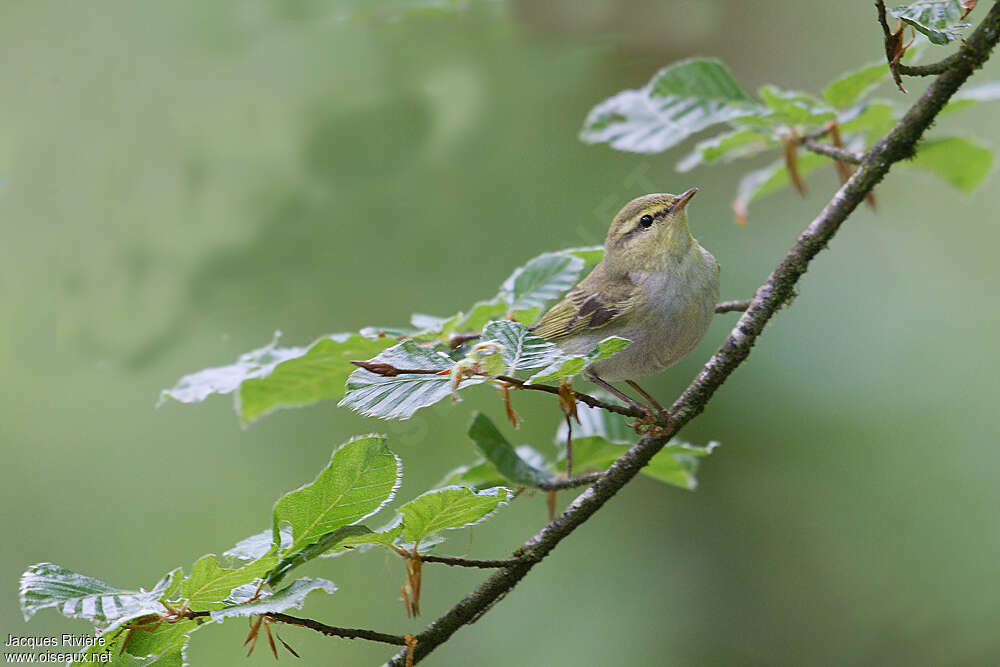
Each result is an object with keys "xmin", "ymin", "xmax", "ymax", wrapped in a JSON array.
[
  {"xmin": 398, "ymin": 486, "xmax": 512, "ymax": 545},
  {"xmin": 319, "ymin": 521, "xmax": 404, "ymax": 558},
  {"xmin": 554, "ymin": 403, "xmax": 718, "ymax": 489},
  {"xmin": 580, "ymin": 58, "xmax": 762, "ymax": 153},
  {"xmin": 526, "ymin": 336, "xmax": 630, "ymax": 384},
  {"xmin": 839, "ymin": 101, "xmax": 898, "ymax": 140},
  {"xmin": 501, "ymin": 252, "xmax": 584, "ymax": 315},
  {"xmin": 822, "ymin": 62, "xmax": 888, "ymax": 109},
  {"xmin": 158, "ymin": 333, "xmax": 305, "ymax": 405},
  {"xmin": 732, "ymin": 151, "xmax": 831, "ymax": 222},
  {"xmin": 180, "ymin": 551, "xmax": 278, "ymax": 611},
  {"xmin": 453, "ymin": 297, "xmax": 508, "ymax": 334},
  {"xmin": 268, "ymin": 525, "xmax": 374, "ymax": 585},
  {"xmin": 158, "ymin": 332, "xmax": 396, "ymax": 425},
  {"xmin": 677, "ymin": 128, "xmax": 777, "ymax": 172},
  {"xmin": 561, "ymin": 245, "xmax": 604, "ymax": 270},
  {"xmin": 756, "ymin": 85, "xmax": 836, "ymax": 126},
  {"xmin": 77, "ymin": 618, "xmax": 203, "ymax": 666},
  {"xmin": 888, "ymin": 1, "xmax": 970, "ymax": 44},
  {"xmin": 436, "ymin": 459, "xmax": 508, "ymax": 491},
  {"xmin": 273, "ymin": 435, "xmax": 402, "ymax": 557},
  {"xmin": 340, "ymin": 340, "xmax": 484, "ymax": 419},
  {"xmin": 907, "ymin": 136, "xmax": 993, "ymax": 190},
  {"xmin": 223, "ymin": 526, "xmax": 292, "ymax": 564},
  {"xmin": 209, "ymin": 578, "xmax": 337, "ymax": 621},
  {"xmin": 941, "ymin": 81, "xmax": 1000, "ymax": 115},
  {"xmin": 19, "ymin": 563, "xmax": 178, "ymax": 625},
  {"xmin": 467, "ymin": 412, "xmax": 555, "ymax": 486},
  {"xmin": 239, "ymin": 333, "xmax": 395, "ymax": 424},
  {"xmin": 481, "ymin": 320, "xmax": 560, "ymax": 374}
]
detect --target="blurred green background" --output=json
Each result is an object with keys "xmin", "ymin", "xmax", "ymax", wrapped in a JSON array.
[{"xmin": 3, "ymin": 1, "xmax": 999, "ymax": 664}]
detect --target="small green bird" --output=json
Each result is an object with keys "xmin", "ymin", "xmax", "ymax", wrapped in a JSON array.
[{"xmin": 532, "ymin": 189, "xmax": 719, "ymax": 416}]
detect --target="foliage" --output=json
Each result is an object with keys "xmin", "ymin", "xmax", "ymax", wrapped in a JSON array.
[
  {"xmin": 581, "ymin": 12, "xmax": 997, "ymax": 222},
  {"xmin": 22, "ymin": 2, "xmax": 995, "ymax": 663}
]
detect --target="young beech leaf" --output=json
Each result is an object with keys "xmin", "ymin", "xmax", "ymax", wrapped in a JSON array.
[
  {"xmin": 580, "ymin": 58, "xmax": 762, "ymax": 153},
  {"xmin": 554, "ymin": 402, "xmax": 718, "ymax": 490},
  {"xmin": 561, "ymin": 245, "xmax": 604, "ymax": 271},
  {"xmin": 482, "ymin": 320, "xmax": 561, "ymax": 373},
  {"xmin": 239, "ymin": 333, "xmax": 396, "ymax": 424},
  {"xmin": 906, "ymin": 136, "xmax": 994, "ymax": 191},
  {"xmin": 180, "ymin": 551, "xmax": 279, "ymax": 611},
  {"xmin": 340, "ymin": 341, "xmax": 484, "ymax": 420},
  {"xmin": 526, "ymin": 336, "xmax": 630, "ymax": 384},
  {"xmin": 19, "ymin": 563, "xmax": 178, "ymax": 625},
  {"xmin": 208, "ymin": 577, "xmax": 337, "ymax": 621},
  {"xmin": 77, "ymin": 618, "xmax": 203, "ymax": 666},
  {"xmin": 732, "ymin": 151, "xmax": 831, "ymax": 224},
  {"xmin": 320, "ymin": 521, "xmax": 405, "ymax": 558},
  {"xmin": 940, "ymin": 81, "xmax": 1000, "ymax": 116},
  {"xmin": 756, "ymin": 85, "xmax": 836, "ymax": 126},
  {"xmin": 839, "ymin": 102, "xmax": 898, "ymax": 141},
  {"xmin": 158, "ymin": 332, "xmax": 306, "ymax": 404},
  {"xmin": 888, "ymin": 1, "xmax": 970, "ymax": 44},
  {"xmin": 467, "ymin": 412, "xmax": 555, "ymax": 486},
  {"xmin": 822, "ymin": 62, "xmax": 888, "ymax": 109},
  {"xmin": 158, "ymin": 331, "xmax": 395, "ymax": 425},
  {"xmin": 398, "ymin": 486, "xmax": 512, "ymax": 546},
  {"xmin": 501, "ymin": 252, "xmax": 584, "ymax": 315},
  {"xmin": 273, "ymin": 435, "xmax": 402, "ymax": 557},
  {"xmin": 676, "ymin": 128, "xmax": 777, "ymax": 172},
  {"xmin": 436, "ymin": 459, "xmax": 509, "ymax": 491}
]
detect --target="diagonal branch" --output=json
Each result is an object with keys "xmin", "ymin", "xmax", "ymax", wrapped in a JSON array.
[
  {"xmin": 383, "ymin": 4, "xmax": 1000, "ymax": 664},
  {"xmin": 800, "ymin": 139, "xmax": 863, "ymax": 164}
]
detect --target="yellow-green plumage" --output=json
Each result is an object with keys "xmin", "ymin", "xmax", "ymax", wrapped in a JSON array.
[{"xmin": 533, "ymin": 190, "xmax": 719, "ymax": 384}]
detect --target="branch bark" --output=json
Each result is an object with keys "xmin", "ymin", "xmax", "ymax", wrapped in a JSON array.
[{"xmin": 383, "ymin": 4, "xmax": 1000, "ymax": 664}]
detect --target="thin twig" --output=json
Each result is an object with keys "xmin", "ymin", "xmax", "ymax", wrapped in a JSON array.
[
  {"xmin": 398, "ymin": 552, "xmax": 523, "ymax": 569},
  {"xmin": 383, "ymin": 5, "xmax": 1000, "ymax": 663},
  {"xmin": 182, "ymin": 610, "xmax": 409, "ymax": 646},
  {"xmin": 899, "ymin": 53, "xmax": 963, "ymax": 76},
  {"xmin": 714, "ymin": 299, "xmax": 750, "ymax": 313},
  {"xmin": 495, "ymin": 375, "xmax": 643, "ymax": 419},
  {"xmin": 536, "ymin": 472, "xmax": 604, "ymax": 491},
  {"xmin": 270, "ymin": 613, "xmax": 410, "ymax": 646},
  {"xmin": 801, "ymin": 139, "xmax": 863, "ymax": 164}
]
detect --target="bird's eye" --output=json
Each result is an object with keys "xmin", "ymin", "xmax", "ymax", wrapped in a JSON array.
[{"xmin": 639, "ymin": 214, "xmax": 654, "ymax": 228}]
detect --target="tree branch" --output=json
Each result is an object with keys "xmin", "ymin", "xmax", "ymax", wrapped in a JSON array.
[
  {"xmin": 182, "ymin": 610, "xmax": 409, "ymax": 646},
  {"xmin": 383, "ymin": 4, "xmax": 1000, "ymax": 664},
  {"xmin": 269, "ymin": 613, "xmax": 410, "ymax": 646},
  {"xmin": 800, "ymin": 139, "xmax": 863, "ymax": 164},
  {"xmin": 535, "ymin": 472, "xmax": 604, "ymax": 491},
  {"xmin": 899, "ymin": 53, "xmax": 963, "ymax": 76},
  {"xmin": 714, "ymin": 299, "xmax": 750, "ymax": 313},
  {"xmin": 398, "ymin": 551, "xmax": 523, "ymax": 569}
]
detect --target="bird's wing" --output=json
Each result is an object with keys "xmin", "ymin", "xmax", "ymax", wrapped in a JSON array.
[{"xmin": 531, "ymin": 270, "xmax": 638, "ymax": 342}]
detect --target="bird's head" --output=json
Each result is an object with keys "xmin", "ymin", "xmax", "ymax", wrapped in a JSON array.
[{"xmin": 603, "ymin": 189, "xmax": 698, "ymax": 271}]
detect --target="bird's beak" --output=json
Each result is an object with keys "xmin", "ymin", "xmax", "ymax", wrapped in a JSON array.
[{"xmin": 675, "ymin": 187, "xmax": 698, "ymax": 211}]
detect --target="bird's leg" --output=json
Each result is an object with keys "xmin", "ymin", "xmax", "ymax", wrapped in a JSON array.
[
  {"xmin": 585, "ymin": 371, "xmax": 655, "ymax": 418},
  {"xmin": 625, "ymin": 380, "xmax": 666, "ymax": 415}
]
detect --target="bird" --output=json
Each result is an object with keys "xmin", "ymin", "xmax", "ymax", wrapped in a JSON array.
[{"xmin": 531, "ymin": 189, "xmax": 719, "ymax": 418}]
